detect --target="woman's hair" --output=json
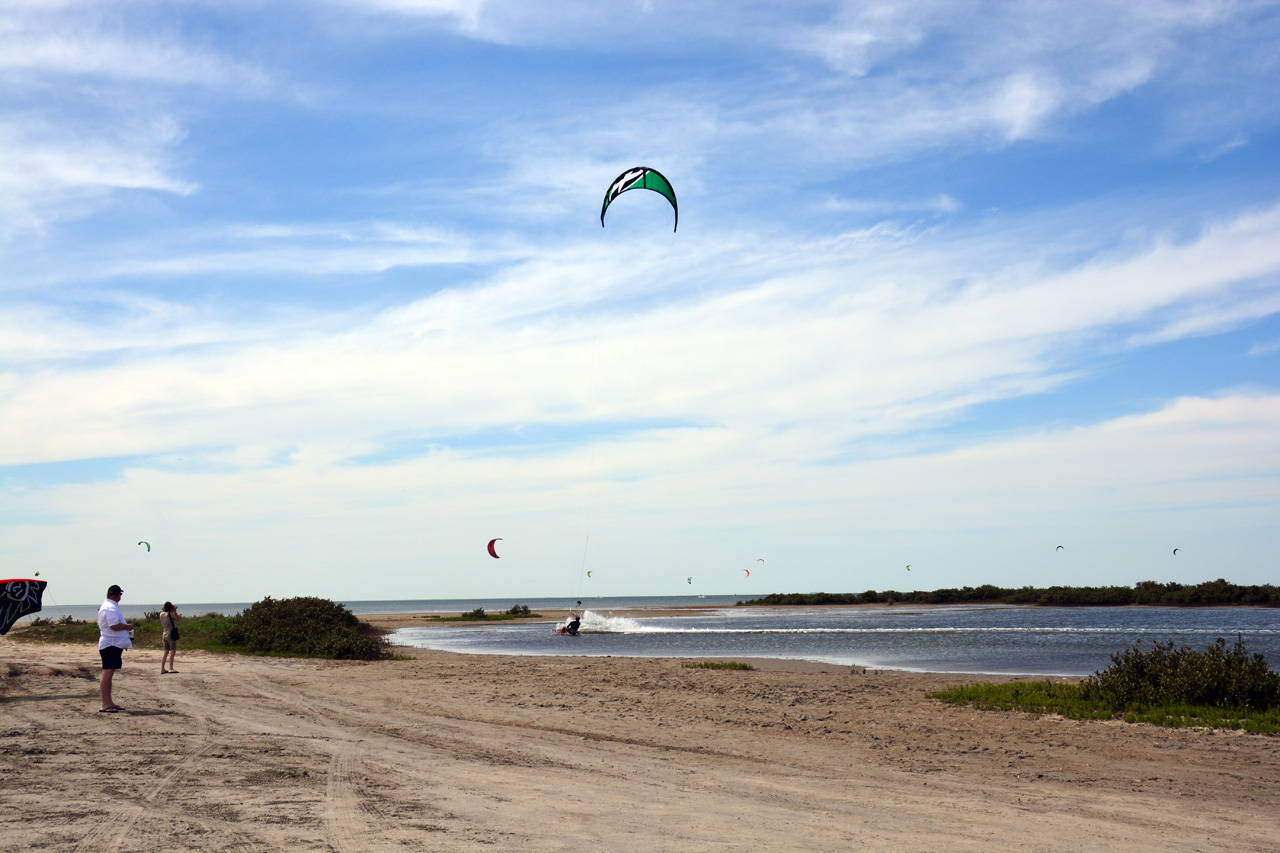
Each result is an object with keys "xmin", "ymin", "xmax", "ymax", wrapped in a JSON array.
[{"xmin": 163, "ymin": 601, "xmax": 174, "ymax": 612}]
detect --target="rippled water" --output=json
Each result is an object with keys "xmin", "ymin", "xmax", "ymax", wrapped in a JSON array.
[{"xmin": 392, "ymin": 604, "xmax": 1280, "ymax": 676}]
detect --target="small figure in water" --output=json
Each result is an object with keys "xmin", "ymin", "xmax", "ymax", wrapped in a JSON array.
[{"xmin": 564, "ymin": 601, "xmax": 582, "ymax": 636}]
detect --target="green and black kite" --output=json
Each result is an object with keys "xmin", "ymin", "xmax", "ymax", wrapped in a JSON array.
[{"xmin": 601, "ymin": 166, "xmax": 677, "ymax": 231}]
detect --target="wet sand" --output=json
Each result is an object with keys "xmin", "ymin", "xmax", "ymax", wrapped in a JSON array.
[{"xmin": 1, "ymin": 617, "xmax": 1277, "ymax": 852}]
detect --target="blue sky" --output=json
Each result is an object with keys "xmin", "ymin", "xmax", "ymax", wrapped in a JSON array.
[{"xmin": 2, "ymin": 1, "xmax": 1278, "ymax": 605}]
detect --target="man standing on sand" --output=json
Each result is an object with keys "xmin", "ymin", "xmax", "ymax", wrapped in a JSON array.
[{"xmin": 97, "ymin": 584, "xmax": 134, "ymax": 713}]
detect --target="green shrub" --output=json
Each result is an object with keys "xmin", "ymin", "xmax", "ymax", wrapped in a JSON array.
[
  {"xmin": 682, "ymin": 661, "xmax": 754, "ymax": 671},
  {"xmin": 932, "ymin": 638, "xmax": 1280, "ymax": 733},
  {"xmin": 219, "ymin": 596, "xmax": 385, "ymax": 660},
  {"xmin": 1081, "ymin": 636, "xmax": 1280, "ymax": 711},
  {"xmin": 462, "ymin": 607, "xmax": 487, "ymax": 620},
  {"xmin": 506, "ymin": 604, "xmax": 530, "ymax": 616}
]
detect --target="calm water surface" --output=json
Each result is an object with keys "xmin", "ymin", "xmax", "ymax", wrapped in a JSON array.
[{"xmin": 392, "ymin": 604, "xmax": 1280, "ymax": 676}]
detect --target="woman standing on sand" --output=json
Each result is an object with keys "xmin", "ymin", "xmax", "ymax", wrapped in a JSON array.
[{"xmin": 160, "ymin": 602, "xmax": 180, "ymax": 674}]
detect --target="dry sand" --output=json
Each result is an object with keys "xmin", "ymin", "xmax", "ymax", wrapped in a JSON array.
[{"xmin": 2, "ymin": 614, "xmax": 1278, "ymax": 852}]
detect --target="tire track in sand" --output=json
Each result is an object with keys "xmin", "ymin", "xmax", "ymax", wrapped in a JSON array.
[
  {"xmin": 323, "ymin": 741, "xmax": 367, "ymax": 853},
  {"xmin": 69, "ymin": 708, "xmax": 256, "ymax": 853}
]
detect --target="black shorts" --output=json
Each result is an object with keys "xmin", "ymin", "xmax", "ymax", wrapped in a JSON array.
[{"xmin": 100, "ymin": 646, "xmax": 124, "ymax": 670}]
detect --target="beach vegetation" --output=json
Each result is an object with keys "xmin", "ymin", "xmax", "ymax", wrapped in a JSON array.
[
  {"xmin": 740, "ymin": 579, "xmax": 1278, "ymax": 608},
  {"xmin": 437, "ymin": 605, "xmax": 542, "ymax": 622},
  {"xmin": 682, "ymin": 660, "xmax": 755, "ymax": 670},
  {"xmin": 218, "ymin": 597, "xmax": 388, "ymax": 660},
  {"xmin": 7, "ymin": 612, "xmax": 239, "ymax": 651},
  {"xmin": 931, "ymin": 638, "xmax": 1280, "ymax": 734},
  {"xmin": 1080, "ymin": 636, "xmax": 1280, "ymax": 710}
]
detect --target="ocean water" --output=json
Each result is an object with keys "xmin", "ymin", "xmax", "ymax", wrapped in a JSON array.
[{"xmin": 391, "ymin": 603, "xmax": 1280, "ymax": 677}]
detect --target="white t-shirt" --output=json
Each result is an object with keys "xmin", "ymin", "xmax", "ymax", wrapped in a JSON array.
[{"xmin": 98, "ymin": 599, "xmax": 132, "ymax": 651}]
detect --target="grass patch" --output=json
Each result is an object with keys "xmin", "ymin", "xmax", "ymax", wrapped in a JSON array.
[
  {"xmin": 682, "ymin": 660, "xmax": 755, "ymax": 671},
  {"xmin": 11, "ymin": 612, "xmax": 238, "ymax": 651},
  {"xmin": 931, "ymin": 680, "xmax": 1280, "ymax": 734},
  {"xmin": 931, "ymin": 637, "xmax": 1280, "ymax": 734},
  {"xmin": 932, "ymin": 680, "xmax": 1120, "ymax": 721}
]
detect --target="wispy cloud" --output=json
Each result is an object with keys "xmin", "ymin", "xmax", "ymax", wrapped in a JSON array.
[
  {"xmin": 1, "ymin": 20, "xmax": 273, "ymax": 91},
  {"xmin": 6, "ymin": 202, "xmax": 1278, "ymax": 468},
  {"xmin": 817, "ymin": 194, "xmax": 962, "ymax": 216},
  {"xmin": 0, "ymin": 115, "xmax": 196, "ymax": 235},
  {"xmin": 1248, "ymin": 338, "xmax": 1280, "ymax": 357},
  {"xmin": 0, "ymin": 2, "xmax": 292, "ymax": 236}
]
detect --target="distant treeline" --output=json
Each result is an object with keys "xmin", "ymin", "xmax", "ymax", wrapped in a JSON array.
[{"xmin": 738, "ymin": 579, "xmax": 1279, "ymax": 608}]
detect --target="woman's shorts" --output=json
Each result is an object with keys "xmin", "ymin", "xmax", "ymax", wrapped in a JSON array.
[
  {"xmin": 163, "ymin": 636, "xmax": 175, "ymax": 651},
  {"xmin": 99, "ymin": 646, "xmax": 123, "ymax": 670}
]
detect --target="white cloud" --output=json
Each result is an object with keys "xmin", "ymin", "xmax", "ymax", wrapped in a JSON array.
[
  {"xmin": 334, "ymin": 0, "xmax": 484, "ymax": 27},
  {"xmin": 1248, "ymin": 337, "xmax": 1280, "ymax": 356},
  {"xmin": 989, "ymin": 73, "xmax": 1061, "ymax": 141},
  {"xmin": 330, "ymin": 0, "xmax": 718, "ymax": 46},
  {"xmin": 5, "ymin": 389, "xmax": 1276, "ymax": 601},
  {"xmin": 817, "ymin": 194, "xmax": 961, "ymax": 216},
  {"xmin": 5, "ymin": 201, "xmax": 1279, "ymax": 468},
  {"xmin": 0, "ymin": 2, "xmax": 292, "ymax": 236},
  {"xmin": 0, "ymin": 116, "xmax": 196, "ymax": 235},
  {"xmin": 774, "ymin": 1, "xmax": 1270, "ymax": 158},
  {"xmin": 0, "ymin": 24, "xmax": 273, "ymax": 91}
]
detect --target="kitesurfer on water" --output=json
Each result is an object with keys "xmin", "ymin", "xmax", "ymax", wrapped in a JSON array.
[{"xmin": 565, "ymin": 601, "xmax": 582, "ymax": 636}]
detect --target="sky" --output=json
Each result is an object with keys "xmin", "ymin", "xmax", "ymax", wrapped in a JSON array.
[{"xmin": 2, "ymin": 0, "xmax": 1279, "ymax": 606}]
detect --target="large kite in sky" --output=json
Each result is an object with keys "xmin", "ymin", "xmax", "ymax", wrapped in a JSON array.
[
  {"xmin": 0, "ymin": 579, "xmax": 47, "ymax": 635},
  {"xmin": 601, "ymin": 167, "xmax": 677, "ymax": 231}
]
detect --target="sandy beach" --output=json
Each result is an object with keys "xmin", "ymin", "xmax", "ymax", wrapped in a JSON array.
[{"xmin": 2, "ymin": 614, "xmax": 1278, "ymax": 852}]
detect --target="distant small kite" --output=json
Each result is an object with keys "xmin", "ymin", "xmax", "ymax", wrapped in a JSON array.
[
  {"xmin": 687, "ymin": 577, "xmax": 692, "ymax": 585},
  {"xmin": 1173, "ymin": 548, "xmax": 1180, "ymax": 555},
  {"xmin": 587, "ymin": 571, "xmax": 592, "ymax": 578},
  {"xmin": 906, "ymin": 565, "xmax": 911, "ymax": 571},
  {"xmin": 487, "ymin": 538, "xmax": 502, "ymax": 559},
  {"xmin": 138, "ymin": 541, "xmax": 150, "ymax": 552},
  {"xmin": 1056, "ymin": 545, "xmax": 1065, "ymax": 551},
  {"xmin": 744, "ymin": 569, "xmax": 750, "ymax": 578}
]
